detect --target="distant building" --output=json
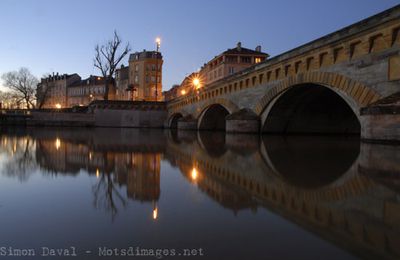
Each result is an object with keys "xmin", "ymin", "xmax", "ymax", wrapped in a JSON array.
[
  {"xmin": 67, "ymin": 75, "xmax": 115, "ymax": 107},
  {"xmin": 162, "ymin": 84, "xmax": 180, "ymax": 102},
  {"xmin": 37, "ymin": 73, "xmax": 116, "ymax": 109},
  {"xmin": 163, "ymin": 72, "xmax": 200, "ymax": 101},
  {"xmin": 163, "ymin": 42, "xmax": 268, "ymax": 101},
  {"xmin": 37, "ymin": 73, "xmax": 81, "ymax": 109},
  {"xmin": 115, "ymin": 65, "xmax": 130, "ymax": 100},
  {"xmin": 200, "ymin": 42, "xmax": 269, "ymax": 85},
  {"xmin": 128, "ymin": 50, "xmax": 163, "ymax": 101}
]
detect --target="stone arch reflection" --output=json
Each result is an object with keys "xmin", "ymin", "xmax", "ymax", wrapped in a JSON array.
[
  {"xmin": 261, "ymin": 135, "xmax": 360, "ymax": 189},
  {"xmin": 197, "ymin": 131, "xmax": 227, "ymax": 158}
]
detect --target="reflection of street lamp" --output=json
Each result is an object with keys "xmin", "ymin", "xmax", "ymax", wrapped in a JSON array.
[
  {"xmin": 55, "ymin": 103, "xmax": 62, "ymax": 109},
  {"xmin": 155, "ymin": 37, "xmax": 161, "ymax": 101},
  {"xmin": 55, "ymin": 138, "xmax": 61, "ymax": 150},
  {"xmin": 152, "ymin": 200, "xmax": 158, "ymax": 220},
  {"xmin": 191, "ymin": 167, "xmax": 198, "ymax": 181},
  {"xmin": 152, "ymin": 207, "xmax": 158, "ymax": 220}
]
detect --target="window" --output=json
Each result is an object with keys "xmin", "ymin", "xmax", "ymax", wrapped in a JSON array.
[
  {"xmin": 135, "ymin": 65, "xmax": 139, "ymax": 72},
  {"xmin": 226, "ymin": 56, "xmax": 237, "ymax": 63},
  {"xmin": 228, "ymin": 67, "xmax": 235, "ymax": 75},
  {"xmin": 146, "ymin": 76, "xmax": 149, "ymax": 83},
  {"xmin": 152, "ymin": 64, "xmax": 156, "ymax": 71},
  {"xmin": 241, "ymin": 56, "xmax": 251, "ymax": 63},
  {"xmin": 255, "ymin": 57, "xmax": 262, "ymax": 63},
  {"xmin": 134, "ymin": 75, "xmax": 139, "ymax": 83},
  {"xmin": 151, "ymin": 76, "xmax": 156, "ymax": 83}
]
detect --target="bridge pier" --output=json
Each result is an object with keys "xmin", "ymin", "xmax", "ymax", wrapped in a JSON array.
[
  {"xmin": 360, "ymin": 93, "xmax": 400, "ymax": 143},
  {"xmin": 226, "ymin": 109, "xmax": 260, "ymax": 133},
  {"xmin": 177, "ymin": 115, "xmax": 198, "ymax": 130}
]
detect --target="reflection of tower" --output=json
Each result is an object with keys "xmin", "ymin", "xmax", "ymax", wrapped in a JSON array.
[{"xmin": 125, "ymin": 153, "xmax": 161, "ymax": 201}]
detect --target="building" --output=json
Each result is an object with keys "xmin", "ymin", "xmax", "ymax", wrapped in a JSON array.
[
  {"xmin": 36, "ymin": 73, "xmax": 81, "ymax": 109},
  {"xmin": 67, "ymin": 76, "xmax": 115, "ymax": 107},
  {"xmin": 37, "ymin": 73, "xmax": 116, "ymax": 109},
  {"xmin": 162, "ymin": 84, "xmax": 180, "ymax": 102},
  {"xmin": 115, "ymin": 65, "xmax": 130, "ymax": 100},
  {"xmin": 128, "ymin": 50, "xmax": 163, "ymax": 101},
  {"xmin": 200, "ymin": 42, "xmax": 269, "ymax": 85},
  {"xmin": 163, "ymin": 42, "xmax": 268, "ymax": 101}
]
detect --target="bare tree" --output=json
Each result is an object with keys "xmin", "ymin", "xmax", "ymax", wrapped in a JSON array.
[
  {"xmin": 1, "ymin": 67, "xmax": 38, "ymax": 109},
  {"xmin": 0, "ymin": 90, "xmax": 20, "ymax": 109},
  {"xmin": 94, "ymin": 31, "xmax": 131, "ymax": 100},
  {"xmin": 36, "ymin": 73, "xmax": 52, "ymax": 109}
]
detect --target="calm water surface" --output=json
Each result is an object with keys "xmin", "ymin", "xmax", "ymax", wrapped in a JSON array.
[{"xmin": 0, "ymin": 128, "xmax": 399, "ymax": 260}]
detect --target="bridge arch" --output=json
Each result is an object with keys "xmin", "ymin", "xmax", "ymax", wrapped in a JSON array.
[
  {"xmin": 196, "ymin": 98, "xmax": 239, "ymax": 131},
  {"xmin": 255, "ymin": 72, "xmax": 381, "ymax": 134},
  {"xmin": 168, "ymin": 113, "xmax": 183, "ymax": 129}
]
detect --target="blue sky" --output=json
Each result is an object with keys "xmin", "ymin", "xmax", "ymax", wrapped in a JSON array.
[{"xmin": 0, "ymin": 0, "xmax": 398, "ymax": 91}]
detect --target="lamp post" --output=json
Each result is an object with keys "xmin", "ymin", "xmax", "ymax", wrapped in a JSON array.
[
  {"xmin": 155, "ymin": 37, "xmax": 161, "ymax": 101},
  {"xmin": 193, "ymin": 77, "xmax": 201, "ymax": 101}
]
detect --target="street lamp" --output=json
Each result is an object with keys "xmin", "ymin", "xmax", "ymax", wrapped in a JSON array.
[
  {"xmin": 155, "ymin": 37, "xmax": 161, "ymax": 101},
  {"xmin": 193, "ymin": 78, "xmax": 200, "ymax": 89}
]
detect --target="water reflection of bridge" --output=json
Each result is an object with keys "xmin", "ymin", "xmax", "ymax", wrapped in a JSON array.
[
  {"xmin": 165, "ymin": 130, "xmax": 400, "ymax": 260},
  {"xmin": 0, "ymin": 128, "xmax": 399, "ymax": 259}
]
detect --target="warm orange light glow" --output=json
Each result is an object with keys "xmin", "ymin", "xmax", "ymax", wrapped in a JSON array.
[
  {"xmin": 191, "ymin": 167, "xmax": 198, "ymax": 181},
  {"xmin": 55, "ymin": 103, "xmax": 62, "ymax": 109},
  {"xmin": 181, "ymin": 89, "xmax": 186, "ymax": 95},
  {"xmin": 96, "ymin": 168, "xmax": 100, "ymax": 178},
  {"xmin": 89, "ymin": 152, "xmax": 92, "ymax": 160},
  {"xmin": 155, "ymin": 37, "xmax": 161, "ymax": 45},
  {"xmin": 55, "ymin": 138, "xmax": 61, "ymax": 150},
  {"xmin": 255, "ymin": 57, "xmax": 261, "ymax": 63},
  {"xmin": 153, "ymin": 207, "xmax": 158, "ymax": 220},
  {"xmin": 193, "ymin": 78, "xmax": 200, "ymax": 88}
]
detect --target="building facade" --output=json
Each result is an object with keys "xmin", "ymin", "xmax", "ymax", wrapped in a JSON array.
[
  {"xmin": 67, "ymin": 76, "xmax": 115, "ymax": 107},
  {"xmin": 200, "ymin": 42, "xmax": 269, "ymax": 85},
  {"xmin": 128, "ymin": 50, "xmax": 163, "ymax": 101},
  {"xmin": 115, "ymin": 65, "xmax": 130, "ymax": 101},
  {"xmin": 37, "ymin": 73, "xmax": 81, "ymax": 109},
  {"xmin": 37, "ymin": 74, "xmax": 116, "ymax": 109}
]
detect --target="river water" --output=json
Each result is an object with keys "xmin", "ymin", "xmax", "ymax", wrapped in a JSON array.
[{"xmin": 0, "ymin": 128, "xmax": 399, "ymax": 259}]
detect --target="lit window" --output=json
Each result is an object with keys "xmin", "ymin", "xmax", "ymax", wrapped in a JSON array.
[{"xmin": 255, "ymin": 57, "xmax": 262, "ymax": 63}]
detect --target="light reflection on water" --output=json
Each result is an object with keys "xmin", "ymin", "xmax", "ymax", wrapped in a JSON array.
[{"xmin": 0, "ymin": 128, "xmax": 399, "ymax": 260}]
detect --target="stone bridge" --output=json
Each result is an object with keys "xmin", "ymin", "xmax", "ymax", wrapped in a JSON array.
[{"xmin": 166, "ymin": 6, "xmax": 400, "ymax": 142}]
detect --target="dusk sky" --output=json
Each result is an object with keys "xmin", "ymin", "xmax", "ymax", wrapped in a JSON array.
[{"xmin": 0, "ymin": 0, "xmax": 398, "ymax": 91}]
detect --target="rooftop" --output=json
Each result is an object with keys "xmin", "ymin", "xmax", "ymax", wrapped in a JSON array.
[
  {"xmin": 129, "ymin": 50, "xmax": 162, "ymax": 61},
  {"xmin": 69, "ymin": 75, "xmax": 107, "ymax": 87}
]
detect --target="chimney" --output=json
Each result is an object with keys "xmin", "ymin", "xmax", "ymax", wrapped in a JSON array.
[
  {"xmin": 255, "ymin": 45, "xmax": 261, "ymax": 52},
  {"xmin": 237, "ymin": 42, "xmax": 242, "ymax": 51}
]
